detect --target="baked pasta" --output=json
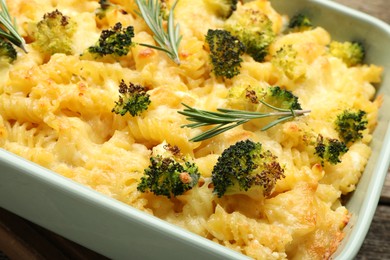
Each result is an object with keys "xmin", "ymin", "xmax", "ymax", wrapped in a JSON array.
[{"xmin": 0, "ymin": 0, "xmax": 383, "ymax": 259}]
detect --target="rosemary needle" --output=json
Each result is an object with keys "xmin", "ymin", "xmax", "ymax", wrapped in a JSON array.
[
  {"xmin": 135, "ymin": 0, "xmax": 182, "ymax": 64},
  {"xmin": 0, "ymin": 0, "xmax": 27, "ymax": 52},
  {"xmin": 179, "ymin": 103, "xmax": 311, "ymax": 142}
]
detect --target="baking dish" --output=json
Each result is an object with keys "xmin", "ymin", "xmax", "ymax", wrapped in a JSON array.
[{"xmin": 1, "ymin": 0, "xmax": 390, "ymax": 259}]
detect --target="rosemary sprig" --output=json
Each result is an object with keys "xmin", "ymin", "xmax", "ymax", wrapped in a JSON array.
[
  {"xmin": 135, "ymin": 0, "xmax": 182, "ymax": 65},
  {"xmin": 0, "ymin": 0, "xmax": 26, "ymax": 52},
  {"xmin": 179, "ymin": 102, "xmax": 311, "ymax": 142}
]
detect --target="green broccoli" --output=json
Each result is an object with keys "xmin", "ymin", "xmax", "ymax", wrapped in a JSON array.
[
  {"xmin": 137, "ymin": 143, "xmax": 200, "ymax": 198},
  {"xmin": 335, "ymin": 109, "xmax": 367, "ymax": 144},
  {"xmin": 314, "ymin": 135, "xmax": 348, "ymax": 165},
  {"xmin": 0, "ymin": 0, "xmax": 27, "ymax": 53},
  {"xmin": 262, "ymin": 86, "xmax": 302, "ymax": 110},
  {"xmin": 226, "ymin": 83, "xmax": 264, "ymax": 111},
  {"xmin": 288, "ymin": 13, "xmax": 313, "ymax": 32},
  {"xmin": 225, "ymin": 84, "xmax": 304, "ymax": 131},
  {"xmin": 252, "ymin": 85, "xmax": 304, "ymax": 130},
  {"xmin": 212, "ymin": 139, "xmax": 285, "ymax": 198},
  {"xmin": 224, "ymin": 5, "xmax": 275, "ymax": 62},
  {"xmin": 205, "ymin": 29, "xmax": 245, "ymax": 79},
  {"xmin": 88, "ymin": 22, "xmax": 135, "ymax": 57},
  {"xmin": 204, "ymin": 0, "xmax": 238, "ymax": 19},
  {"xmin": 33, "ymin": 10, "xmax": 77, "ymax": 55},
  {"xmin": 329, "ymin": 41, "xmax": 365, "ymax": 67},
  {"xmin": 112, "ymin": 80, "xmax": 151, "ymax": 116},
  {"xmin": 227, "ymin": 85, "xmax": 302, "ymax": 113},
  {"xmin": 0, "ymin": 39, "xmax": 17, "ymax": 63},
  {"xmin": 272, "ymin": 45, "xmax": 306, "ymax": 80}
]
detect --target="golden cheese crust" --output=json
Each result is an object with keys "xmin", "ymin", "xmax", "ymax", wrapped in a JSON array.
[{"xmin": 0, "ymin": 0, "xmax": 382, "ymax": 259}]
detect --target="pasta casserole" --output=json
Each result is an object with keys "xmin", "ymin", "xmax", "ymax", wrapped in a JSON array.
[{"xmin": 0, "ymin": 0, "xmax": 383, "ymax": 259}]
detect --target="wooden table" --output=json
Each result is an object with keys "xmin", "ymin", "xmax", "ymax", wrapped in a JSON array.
[{"xmin": 1, "ymin": 0, "xmax": 389, "ymax": 259}]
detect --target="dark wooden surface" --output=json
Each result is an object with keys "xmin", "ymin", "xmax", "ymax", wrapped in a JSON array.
[
  {"xmin": 333, "ymin": 0, "xmax": 390, "ymax": 24},
  {"xmin": 0, "ymin": 0, "xmax": 389, "ymax": 259}
]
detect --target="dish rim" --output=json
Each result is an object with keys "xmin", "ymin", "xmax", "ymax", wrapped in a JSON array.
[{"xmin": 0, "ymin": 0, "xmax": 390, "ymax": 259}]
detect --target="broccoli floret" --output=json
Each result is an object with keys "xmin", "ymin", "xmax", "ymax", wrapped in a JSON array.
[
  {"xmin": 224, "ymin": 5, "xmax": 275, "ymax": 62},
  {"xmin": 212, "ymin": 139, "xmax": 285, "ymax": 198},
  {"xmin": 137, "ymin": 143, "xmax": 200, "ymax": 198},
  {"xmin": 256, "ymin": 86, "xmax": 304, "ymax": 129},
  {"xmin": 112, "ymin": 80, "xmax": 151, "ymax": 116},
  {"xmin": 227, "ymin": 85, "xmax": 302, "ymax": 112},
  {"xmin": 314, "ymin": 135, "xmax": 348, "ymax": 165},
  {"xmin": 33, "ymin": 10, "xmax": 77, "ymax": 55},
  {"xmin": 272, "ymin": 45, "xmax": 306, "ymax": 80},
  {"xmin": 204, "ymin": 0, "xmax": 238, "ymax": 19},
  {"xmin": 205, "ymin": 29, "xmax": 245, "ymax": 79},
  {"xmin": 335, "ymin": 109, "xmax": 367, "ymax": 144},
  {"xmin": 329, "ymin": 41, "xmax": 365, "ymax": 67},
  {"xmin": 88, "ymin": 22, "xmax": 135, "ymax": 57},
  {"xmin": 263, "ymin": 86, "xmax": 302, "ymax": 110},
  {"xmin": 0, "ymin": 39, "xmax": 17, "ymax": 63},
  {"xmin": 227, "ymin": 83, "xmax": 265, "ymax": 111},
  {"xmin": 288, "ymin": 14, "xmax": 313, "ymax": 32},
  {"xmin": 0, "ymin": 0, "xmax": 27, "ymax": 53}
]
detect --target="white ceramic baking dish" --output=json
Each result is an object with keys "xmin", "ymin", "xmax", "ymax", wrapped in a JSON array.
[{"xmin": 1, "ymin": 0, "xmax": 390, "ymax": 259}]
